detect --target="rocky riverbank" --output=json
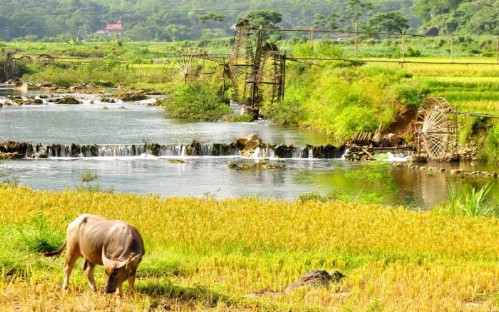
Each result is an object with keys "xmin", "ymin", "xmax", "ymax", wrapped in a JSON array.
[
  {"xmin": 0, "ymin": 81, "xmax": 159, "ymax": 107},
  {"xmin": 392, "ymin": 162, "xmax": 497, "ymax": 178}
]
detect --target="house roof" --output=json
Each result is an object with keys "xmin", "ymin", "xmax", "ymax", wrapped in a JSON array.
[{"xmin": 105, "ymin": 22, "xmax": 123, "ymax": 31}]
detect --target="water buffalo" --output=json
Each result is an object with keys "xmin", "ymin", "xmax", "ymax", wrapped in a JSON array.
[{"xmin": 44, "ymin": 214, "xmax": 145, "ymax": 294}]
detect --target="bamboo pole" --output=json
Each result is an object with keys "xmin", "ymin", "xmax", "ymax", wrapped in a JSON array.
[
  {"xmin": 402, "ymin": 30, "xmax": 406, "ymax": 62},
  {"xmin": 450, "ymin": 37, "xmax": 454, "ymax": 62},
  {"xmin": 308, "ymin": 27, "xmax": 314, "ymax": 44},
  {"xmin": 221, "ymin": 57, "xmax": 226, "ymax": 97},
  {"xmin": 496, "ymin": 36, "xmax": 499, "ymax": 64},
  {"xmin": 354, "ymin": 21, "xmax": 359, "ymax": 59}
]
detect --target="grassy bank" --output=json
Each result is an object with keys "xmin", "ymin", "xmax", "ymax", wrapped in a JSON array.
[{"xmin": 0, "ymin": 184, "xmax": 497, "ymax": 311}]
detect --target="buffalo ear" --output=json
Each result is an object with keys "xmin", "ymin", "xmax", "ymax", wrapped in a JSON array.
[
  {"xmin": 130, "ymin": 254, "xmax": 142, "ymax": 266},
  {"xmin": 118, "ymin": 253, "xmax": 142, "ymax": 270},
  {"xmin": 126, "ymin": 254, "xmax": 142, "ymax": 270}
]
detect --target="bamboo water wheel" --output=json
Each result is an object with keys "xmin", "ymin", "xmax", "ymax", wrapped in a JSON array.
[
  {"xmin": 228, "ymin": 19, "xmax": 255, "ymax": 104},
  {"xmin": 171, "ymin": 48, "xmax": 207, "ymax": 84},
  {"xmin": 415, "ymin": 97, "xmax": 458, "ymax": 160},
  {"xmin": 254, "ymin": 43, "xmax": 285, "ymax": 106}
]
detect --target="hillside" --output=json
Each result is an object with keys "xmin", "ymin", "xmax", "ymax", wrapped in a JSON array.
[
  {"xmin": 1, "ymin": 0, "xmax": 495, "ymax": 42},
  {"xmin": 0, "ymin": 0, "xmax": 434, "ymax": 41}
]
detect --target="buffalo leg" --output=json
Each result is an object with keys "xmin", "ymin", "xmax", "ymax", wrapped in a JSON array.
[
  {"xmin": 127, "ymin": 273, "xmax": 136, "ymax": 292},
  {"xmin": 83, "ymin": 260, "xmax": 97, "ymax": 291},
  {"xmin": 62, "ymin": 250, "xmax": 80, "ymax": 290}
]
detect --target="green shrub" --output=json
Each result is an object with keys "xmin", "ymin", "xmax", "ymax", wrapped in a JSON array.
[
  {"xmin": 260, "ymin": 99, "xmax": 305, "ymax": 127},
  {"xmin": 393, "ymin": 82, "xmax": 429, "ymax": 107},
  {"xmin": 80, "ymin": 170, "xmax": 98, "ymax": 183},
  {"xmin": 161, "ymin": 82, "xmax": 231, "ymax": 121},
  {"xmin": 18, "ymin": 213, "xmax": 63, "ymax": 253},
  {"xmin": 291, "ymin": 41, "xmax": 343, "ymax": 58},
  {"xmin": 297, "ymin": 191, "xmax": 337, "ymax": 203},
  {"xmin": 406, "ymin": 47, "xmax": 421, "ymax": 57},
  {"xmin": 74, "ymin": 171, "xmax": 113, "ymax": 193},
  {"xmin": 225, "ymin": 114, "xmax": 255, "ymax": 122}
]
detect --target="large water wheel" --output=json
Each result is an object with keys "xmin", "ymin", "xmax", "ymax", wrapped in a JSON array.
[
  {"xmin": 415, "ymin": 97, "xmax": 458, "ymax": 160},
  {"xmin": 254, "ymin": 43, "xmax": 285, "ymax": 106},
  {"xmin": 171, "ymin": 48, "xmax": 207, "ymax": 84},
  {"xmin": 228, "ymin": 19, "xmax": 255, "ymax": 105}
]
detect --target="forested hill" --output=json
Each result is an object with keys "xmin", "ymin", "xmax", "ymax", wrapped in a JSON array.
[{"xmin": 0, "ymin": 0, "xmax": 496, "ymax": 42}]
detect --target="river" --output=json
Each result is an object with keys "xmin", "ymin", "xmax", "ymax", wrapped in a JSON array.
[{"xmin": 1, "ymin": 91, "xmax": 497, "ymax": 209}]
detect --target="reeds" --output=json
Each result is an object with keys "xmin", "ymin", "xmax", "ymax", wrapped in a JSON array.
[{"xmin": 444, "ymin": 183, "xmax": 496, "ymax": 217}]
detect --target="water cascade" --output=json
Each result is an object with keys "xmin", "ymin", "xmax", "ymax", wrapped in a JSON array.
[{"xmin": 10, "ymin": 142, "xmax": 345, "ymax": 159}]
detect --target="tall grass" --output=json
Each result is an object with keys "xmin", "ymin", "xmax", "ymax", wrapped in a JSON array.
[
  {"xmin": 444, "ymin": 183, "xmax": 497, "ymax": 217},
  {"xmin": 463, "ymin": 183, "xmax": 495, "ymax": 217},
  {"xmin": 0, "ymin": 184, "xmax": 498, "ymax": 311}
]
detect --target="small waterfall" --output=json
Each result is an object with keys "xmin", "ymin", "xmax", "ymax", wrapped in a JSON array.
[{"xmin": 11, "ymin": 142, "xmax": 346, "ymax": 159}]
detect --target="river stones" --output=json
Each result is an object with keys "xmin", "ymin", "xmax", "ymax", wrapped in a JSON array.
[
  {"xmin": 118, "ymin": 90, "xmax": 148, "ymax": 101},
  {"xmin": 227, "ymin": 161, "xmax": 285, "ymax": 170},
  {"xmin": 52, "ymin": 96, "xmax": 81, "ymax": 104},
  {"xmin": 0, "ymin": 141, "xmax": 30, "ymax": 159},
  {"xmin": 236, "ymin": 134, "xmax": 262, "ymax": 157}
]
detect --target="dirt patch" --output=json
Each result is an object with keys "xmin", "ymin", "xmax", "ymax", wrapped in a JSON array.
[{"xmin": 389, "ymin": 104, "xmax": 416, "ymax": 136}]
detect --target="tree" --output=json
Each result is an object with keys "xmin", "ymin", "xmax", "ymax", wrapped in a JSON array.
[
  {"xmin": 415, "ymin": 0, "xmax": 497, "ymax": 35},
  {"xmin": 199, "ymin": 13, "xmax": 225, "ymax": 24},
  {"xmin": 415, "ymin": 0, "xmax": 464, "ymax": 23},
  {"xmin": 244, "ymin": 10, "xmax": 282, "ymax": 29},
  {"xmin": 312, "ymin": 13, "xmax": 340, "ymax": 30},
  {"xmin": 344, "ymin": 0, "xmax": 374, "ymax": 31},
  {"xmin": 368, "ymin": 12, "xmax": 409, "ymax": 34}
]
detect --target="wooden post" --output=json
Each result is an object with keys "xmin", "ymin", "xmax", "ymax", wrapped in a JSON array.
[
  {"xmin": 354, "ymin": 21, "xmax": 359, "ymax": 59},
  {"xmin": 281, "ymin": 52, "xmax": 286, "ymax": 103},
  {"xmin": 450, "ymin": 37, "xmax": 453, "ymax": 62},
  {"xmin": 401, "ymin": 30, "xmax": 406, "ymax": 62},
  {"xmin": 308, "ymin": 27, "xmax": 314, "ymax": 44},
  {"xmin": 496, "ymin": 36, "xmax": 499, "ymax": 64},
  {"xmin": 250, "ymin": 25, "xmax": 264, "ymax": 110},
  {"xmin": 221, "ymin": 57, "xmax": 226, "ymax": 97}
]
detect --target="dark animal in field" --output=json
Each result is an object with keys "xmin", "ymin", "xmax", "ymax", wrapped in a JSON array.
[{"xmin": 43, "ymin": 214, "xmax": 145, "ymax": 294}]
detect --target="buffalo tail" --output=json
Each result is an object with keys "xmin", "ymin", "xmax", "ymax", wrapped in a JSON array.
[{"xmin": 43, "ymin": 240, "xmax": 67, "ymax": 257}]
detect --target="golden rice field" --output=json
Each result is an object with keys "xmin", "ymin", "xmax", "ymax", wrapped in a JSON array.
[{"xmin": 0, "ymin": 184, "xmax": 498, "ymax": 311}]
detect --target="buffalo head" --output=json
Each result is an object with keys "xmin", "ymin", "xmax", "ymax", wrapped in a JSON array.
[{"xmin": 102, "ymin": 249, "xmax": 142, "ymax": 294}]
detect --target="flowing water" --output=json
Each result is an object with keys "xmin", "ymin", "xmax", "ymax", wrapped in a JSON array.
[{"xmin": 1, "ymin": 91, "xmax": 497, "ymax": 209}]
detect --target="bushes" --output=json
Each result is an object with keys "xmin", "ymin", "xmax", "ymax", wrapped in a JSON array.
[
  {"xmin": 160, "ymin": 82, "xmax": 231, "ymax": 121},
  {"xmin": 290, "ymin": 41, "xmax": 343, "ymax": 58},
  {"xmin": 393, "ymin": 81, "xmax": 430, "ymax": 107},
  {"xmin": 260, "ymin": 99, "xmax": 305, "ymax": 127},
  {"xmin": 279, "ymin": 64, "xmax": 403, "ymax": 139}
]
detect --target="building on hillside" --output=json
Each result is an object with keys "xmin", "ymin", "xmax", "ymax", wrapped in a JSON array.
[{"xmin": 96, "ymin": 21, "xmax": 124, "ymax": 35}]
